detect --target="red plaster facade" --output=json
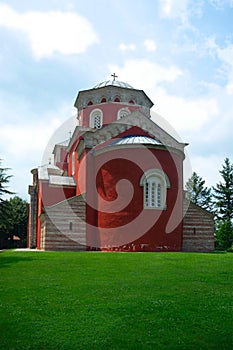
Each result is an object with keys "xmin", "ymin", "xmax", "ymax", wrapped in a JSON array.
[{"xmin": 27, "ymin": 79, "xmax": 214, "ymax": 252}]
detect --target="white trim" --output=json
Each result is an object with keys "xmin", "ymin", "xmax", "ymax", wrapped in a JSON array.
[
  {"xmin": 140, "ymin": 169, "xmax": 169, "ymax": 209},
  {"xmin": 117, "ymin": 107, "xmax": 130, "ymax": 120},
  {"xmin": 71, "ymin": 151, "xmax": 75, "ymax": 175},
  {"xmin": 89, "ymin": 108, "xmax": 103, "ymax": 129},
  {"xmin": 140, "ymin": 168, "xmax": 170, "ymax": 188}
]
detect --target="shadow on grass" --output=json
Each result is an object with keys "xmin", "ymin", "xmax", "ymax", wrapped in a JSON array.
[{"xmin": 0, "ymin": 252, "xmax": 38, "ymax": 268}]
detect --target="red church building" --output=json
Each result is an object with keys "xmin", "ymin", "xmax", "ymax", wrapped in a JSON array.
[{"xmin": 28, "ymin": 77, "xmax": 214, "ymax": 252}]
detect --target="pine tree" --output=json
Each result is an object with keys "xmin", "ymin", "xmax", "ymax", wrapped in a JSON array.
[
  {"xmin": 0, "ymin": 159, "xmax": 13, "ymax": 202},
  {"xmin": 185, "ymin": 171, "xmax": 212, "ymax": 211},
  {"xmin": 0, "ymin": 160, "xmax": 14, "ymax": 248},
  {"xmin": 212, "ymin": 158, "xmax": 233, "ymax": 221}
]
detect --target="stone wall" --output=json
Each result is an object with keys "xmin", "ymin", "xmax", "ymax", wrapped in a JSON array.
[
  {"xmin": 41, "ymin": 194, "xmax": 86, "ymax": 251},
  {"xmin": 28, "ymin": 184, "xmax": 38, "ymax": 248},
  {"xmin": 183, "ymin": 200, "xmax": 214, "ymax": 252}
]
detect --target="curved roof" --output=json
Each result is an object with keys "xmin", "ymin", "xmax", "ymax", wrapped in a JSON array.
[
  {"xmin": 93, "ymin": 80, "xmax": 134, "ymax": 89},
  {"xmin": 110, "ymin": 135, "xmax": 162, "ymax": 146}
]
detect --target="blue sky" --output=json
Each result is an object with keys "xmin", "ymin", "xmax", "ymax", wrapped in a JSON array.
[{"xmin": 0, "ymin": 0, "xmax": 233, "ymax": 200}]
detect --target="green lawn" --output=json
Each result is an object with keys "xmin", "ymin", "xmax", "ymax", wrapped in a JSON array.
[{"xmin": 0, "ymin": 251, "xmax": 232, "ymax": 350}]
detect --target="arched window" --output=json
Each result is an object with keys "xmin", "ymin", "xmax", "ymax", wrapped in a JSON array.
[
  {"xmin": 114, "ymin": 97, "xmax": 120, "ymax": 102},
  {"xmin": 117, "ymin": 107, "xmax": 130, "ymax": 120},
  {"xmin": 129, "ymin": 100, "xmax": 135, "ymax": 104},
  {"xmin": 90, "ymin": 109, "xmax": 103, "ymax": 129},
  {"xmin": 101, "ymin": 98, "xmax": 106, "ymax": 103},
  {"xmin": 140, "ymin": 169, "xmax": 170, "ymax": 209},
  {"xmin": 87, "ymin": 101, "xmax": 93, "ymax": 106}
]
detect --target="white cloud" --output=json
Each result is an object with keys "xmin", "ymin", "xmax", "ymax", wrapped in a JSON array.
[
  {"xmin": 119, "ymin": 43, "xmax": 136, "ymax": 52},
  {"xmin": 154, "ymin": 82, "xmax": 232, "ymax": 188},
  {"xmin": 190, "ymin": 154, "xmax": 223, "ymax": 187},
  {"xmin": 108, "ymin": 59, "xmax": 219, "ymax": 135},
  {"xmin": 144, "ymin": 39, "xmax": 157, "ymax": 52},
  {"xmin": 159, "ymin": 0, "xmax": 204, "ymax": 24},
  {"xmin": 0, "ymin": 3, "xmax": 99, "ymax": 59},
  {"xmin": 109, "ymin": 59, "xmax": 217, "ymax": 132},
  {"xmin": 159, "ymin": 0, "xmax": 191, "ymax": 21},
  {"xmin": 209, "ymin": 0, "xmax": 233, "ymax": 9},
  {"xmin": 0, "ymin": 119, "xmax": 59, "ymax": 199},
  {"xmin": 0, "ymin": 92, "xmax": 77, "ymax": 199},
  {"xmin": 204, "ymin": 37, "xmax": 233, "ymax": 72},
  {"xmin": 226, "ymin": 83, "xmax": 233, "ymax": 94},
  {"xmin": 109, "ymin": 58, "xmax": 182, "ymax": 91},
  {"xmin": 205, "ymin": 39, "xmax": 233, "ymax": 93},
  {"xmin": 154, "ymin": 87, "xmax": 219, "ymax": 132},
  {"xmin": 0, "ymin": 119, "xmax": 62, "ymax": 156},
  {"xmin": 160, "ymin": 0, "xmax": 174, "ymax": 16},
  {"xmin": 217, "ymin": 43, "xmax": 233, "ymax": 67}
]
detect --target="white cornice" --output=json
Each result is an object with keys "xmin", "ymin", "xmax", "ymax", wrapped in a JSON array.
[{"xmin": 79, "ymin": 109, "xmax": 187, "ymax": 152}]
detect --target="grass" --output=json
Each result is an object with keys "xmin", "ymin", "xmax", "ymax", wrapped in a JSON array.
[{"xmin": 0, "ymin": 251, "xmax": 232, "ymax": 350}]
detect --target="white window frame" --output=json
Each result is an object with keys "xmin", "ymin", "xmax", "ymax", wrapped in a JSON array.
[
  {"xmin": 117, "ymin": 107, "xmax": 130, "ymax": 120},
  {"xmin": 90, "ymin": 108, "xmax": 103, "ymax": 129},
  {"xmin": 140, "ymin": 169, "xmax": 170, "ymax": 209}
]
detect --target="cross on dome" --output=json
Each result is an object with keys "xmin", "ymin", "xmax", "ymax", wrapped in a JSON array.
[{"xmin": 111, "ymin": 73, "xmax": 118, "ymax": 81}]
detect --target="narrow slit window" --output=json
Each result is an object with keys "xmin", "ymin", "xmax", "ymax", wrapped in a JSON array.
[
  {"xmin": 151, "ymin": 182, "xmax": 156, "ymax": 207},
  {"xmin": 157, "ymin": 183, "xmax": 161, "ymax": 207},
  {"xmin": 145, "ymin": 182, "xmax": 149, "ymax": 207}
]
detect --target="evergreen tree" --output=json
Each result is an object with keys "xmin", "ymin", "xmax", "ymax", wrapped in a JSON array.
[
  {"xmin": 185, "ymin": 171, "xmax": 212, "ymax": 210},
  {"xmin": 0, "ymin": 159, "xmax": 13, "ymax": 201},
  {"xmin": 212, "ymin": 158, "xmax": 233, "ymax": 221},
  {"xmin": 215, "ymin": 219, "xmax": 233, "ymax": 250}
]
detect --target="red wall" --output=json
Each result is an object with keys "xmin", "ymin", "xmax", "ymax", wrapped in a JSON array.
[
  {"xmin": 36, "ymin": 123, "xmax": 184, "ymax": 252},
  {"xmin": 85, "ymin": 145, "xmax": 184, "ymax": 251},
  {"xmin": 40, "ymin": 182, "xmax": 76, "ymax": 207},
  {"xmin": 80, "ymin": 103, "xmax": 139, "ymax": 127}
]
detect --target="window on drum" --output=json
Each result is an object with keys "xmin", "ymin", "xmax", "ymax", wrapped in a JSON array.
[
  {"xmin": 117, "ymin": 107, "xmax": 130, "ymax": 120},
  {"xmin": 90, "ymin": 109, "xmax": 103, "ymax": 129}
]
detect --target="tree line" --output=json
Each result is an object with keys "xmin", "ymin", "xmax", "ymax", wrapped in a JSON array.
[
  {"xmin": 185, "ymin": 157, "xmax": 233, "ymax": 250},
  {"xmin": 0, "ymin": 157, "xmax": 233, "ymax": 250},
  {"xmin": 0, "ymin": 160, "xmax": 28, "ymax": 248}
]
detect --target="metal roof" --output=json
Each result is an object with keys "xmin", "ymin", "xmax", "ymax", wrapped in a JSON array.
[
  {"xmin": 110, "ymin": 135, "xmax": 162, "ymax": 146},
  {"xmin": 93, "ymin": 80, "xmax": 134, "ymax": 89}
]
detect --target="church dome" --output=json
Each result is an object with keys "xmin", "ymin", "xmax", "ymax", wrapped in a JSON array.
[
  {"xmin": 74, "ymin": 76, "xmax": 154, "ymax": 118},
  {"xmin": 93, "ymin": 80, "xmax": 134, "ymax": 89}
]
